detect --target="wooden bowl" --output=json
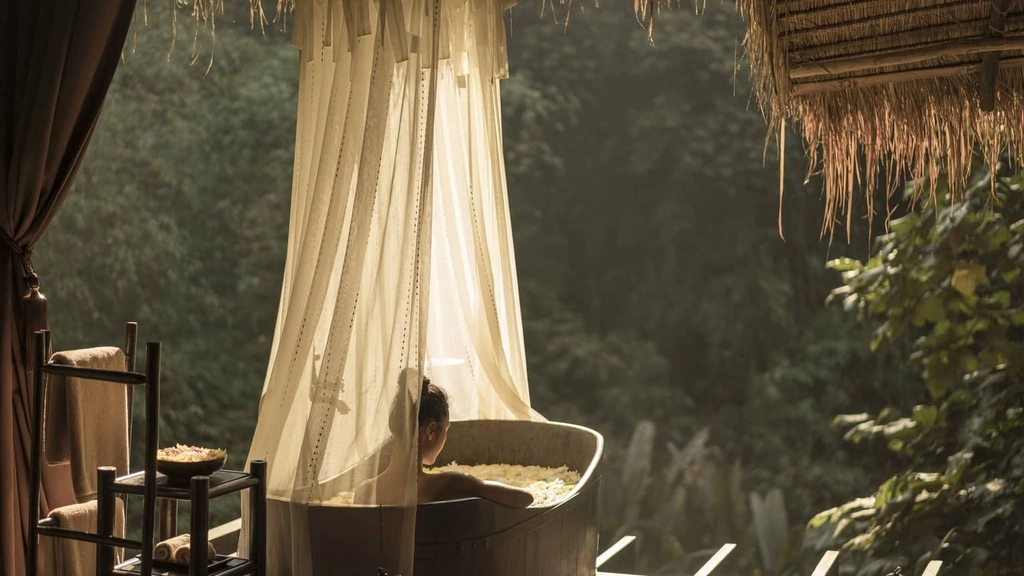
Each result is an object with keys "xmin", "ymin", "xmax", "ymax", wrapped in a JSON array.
[{"xmin": 156, "ymin": 447, "xmax": 227, "ymax": 481}]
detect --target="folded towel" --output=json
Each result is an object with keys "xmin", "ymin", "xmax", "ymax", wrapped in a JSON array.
[
  {"xmin": 175, "ymin": 541, "xmax": 217, "ymax": 565},
  {"xmin": 154, "ymin": 534, "xmax": 190, "ymax": 561},
  {"xmin": 41, "ymin": 499, "xmax": 125, "ymax": 576},
  {"xmin": 43, "ymin": 347, "xmax": 129, "ymax": 502},
  {"xmin": 154, "ymin": 534, "xmax": 217, "ymax": 565}
]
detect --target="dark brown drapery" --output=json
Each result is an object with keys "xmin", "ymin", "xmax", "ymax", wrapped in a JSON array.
[{"xmin": 0, "ymin": 0, "xmax": 135, "ymax": 574}]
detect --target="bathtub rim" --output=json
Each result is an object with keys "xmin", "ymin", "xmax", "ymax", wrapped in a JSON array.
[{"xmin": 297, "ymin": 419, "xmax": 604, "ymax": 509}]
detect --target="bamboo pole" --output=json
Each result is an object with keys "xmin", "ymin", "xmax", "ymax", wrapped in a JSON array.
[
  {"xmin": 790, "ymin": 35, "xmax": 1024, "ymax": 80},
  {"xmin": 791, "ymin": 55, "xmax": 1024, "ymax": 95},
  {"xmin": 781, "ymin": 0, "xmax": 978, "ymax": 41},
  {"xmin": 789, "ymin": 17, "xmax": 998, "ymax": 60},
  {"xmin": 779, "ymin": 0, "xmax": 928, "ymax": 22}
]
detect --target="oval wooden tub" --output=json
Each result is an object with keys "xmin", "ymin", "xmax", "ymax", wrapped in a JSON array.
[{"xmin": 305, "ymin": 420, "xmax": 603, "ymax": 576}]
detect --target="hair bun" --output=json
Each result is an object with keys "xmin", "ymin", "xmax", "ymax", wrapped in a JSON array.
[{"xmin": 421, "ymin": 376, "xmax": 431, "ymax": 394}]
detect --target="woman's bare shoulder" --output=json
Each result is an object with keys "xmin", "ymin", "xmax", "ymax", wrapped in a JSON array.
[
  {"xmin": 423, "ymin": 469, "xmax": 478, "ymax": 489},
  {"xmin": 419, "ymin": 470, "xmax": 478, "ymax": 501}
]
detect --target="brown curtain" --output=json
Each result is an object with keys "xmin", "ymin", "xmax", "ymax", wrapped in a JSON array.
[{"xmin": 0, "ymin": 0, "xmax": 135, "ymax": 574}]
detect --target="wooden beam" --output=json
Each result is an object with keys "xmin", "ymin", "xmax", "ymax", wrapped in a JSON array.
[
  {"xmin": 980, "ymin": 0, "xmax": 1012, "ymax": 111},
  {"xmin": 790, "ymin": 36, "xmax": 1024, "ymax": 80},
  {"xmin": 811, "ymin": 551, "xmax": 839, "ymax": 576},
  {"xmin": 693, "ymin": 543, "xmax": 736, "ymax": 576},
  {"xmin": 790, "ymin": 55, "xmax": 1024, "ymax": 96},
  {"xmin": 596, "ymin": 535, "xmax": 637, "ymax": 568},
  {"xmin": 921, "ymin": 560, "xmax": 944, "ymax": 576}
]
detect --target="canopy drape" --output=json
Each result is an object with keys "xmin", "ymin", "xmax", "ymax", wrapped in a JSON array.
[
  {"xmin": 243, "ymin": 0, "xmax": 536, "ymax": 573},
  {"xmin": 0, "ymin": 1, "xmax": 135, "ymax": 574}
]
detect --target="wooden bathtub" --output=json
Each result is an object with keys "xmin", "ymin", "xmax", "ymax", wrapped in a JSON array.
[{"xmin": 301, "ymin": 420, "xmax": 603, "ymax": 576}]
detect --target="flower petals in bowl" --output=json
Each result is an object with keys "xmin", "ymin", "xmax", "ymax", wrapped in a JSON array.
[{"xmin": 157, "ymin": 444, "xmax": 227, "ymax": 481}]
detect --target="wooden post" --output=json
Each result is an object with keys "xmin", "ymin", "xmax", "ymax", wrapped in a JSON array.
[
  {"xmin": 141, "ymin": 342, "xmax": 161, "ymax": 576},
  {"xmin": 124, "ymin": 322, "xmax": 138, "ymax": 470},
  {"xmin": 96, "ymin": 466, "xmax": 118, "ymax": 576},
  {"xmin": 251, "ymin": 460, "xmax": 268, "ymax": 576},
  {"xmin": 190, "ymin": 475, "xmax": 211, "ymax": 576},
  {"xmin": 158, "ymin": 500, "xmax": 177, "ymax": 542},
  {"xmin": 980, "ymin": 0, "xmax": 1012, "ymax": 112}
]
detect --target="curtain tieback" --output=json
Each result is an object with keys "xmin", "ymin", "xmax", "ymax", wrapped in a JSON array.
[{"xmin": 1, "ymin": 230, "xmax": 43, "ymax": 299}]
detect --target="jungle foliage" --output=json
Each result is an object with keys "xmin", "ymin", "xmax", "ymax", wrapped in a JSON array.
[
  {"xmin": 30, "ymin": 2, "xmax": 1018, "ymax": 574},
  {"xmin": 814, "ymin": 169, "xmax": 1024, "ymax": 575}
]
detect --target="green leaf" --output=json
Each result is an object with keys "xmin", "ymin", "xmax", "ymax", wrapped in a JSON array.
[
  {"xmin": 834, "ymin": 412, "xmax": 871, "ymax": 427},
  {"xmin": 827, "ymin": 257, "xmax": 864, "ymax": 272},
  {"xmin": 911, "ymin": 404, "xmax": 939, "ymax": 428},
  {"xmin": 979, "ymin": 349, "xmax": 1004, "ymax": 367},
  {"xmin": 986, "ymin": 290, "xmax": 1012, "ymax": 309},
  {"xmin": 881, "ymin": 417, "xmax": 919, "ymax": 441},
  {"xmin": 890, "ymin": 213, "xmax": 920, "ymax": 235},
  {"xmin": 951, "ymin": 261, "xmax": 986, "ymax": 297},
  {"xmin": 923, "ymin": 355, "xmax": 956, "ymax": 399},
  {"xmin": 913, "ymin": 296, "xmax": 946, "ymax": 326}
]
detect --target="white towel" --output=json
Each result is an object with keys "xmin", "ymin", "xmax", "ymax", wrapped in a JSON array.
[
  {"xmin": 154, "ymin": 534, "xmax": 217, "ymax": 565},
  {"xmin": 43, "ymin": 347, "xmax": 129, "ymax": 502},
  {"xmin": 154, "ymin": 533, "xmax": 191, "ymax": 561},
  {"xmin": 174, "ymin": 540, "xmax": 217, "ymax": 565},
  {"xmin": 41, "ymin": 499, "xmax": 125, "ymax": 576}
]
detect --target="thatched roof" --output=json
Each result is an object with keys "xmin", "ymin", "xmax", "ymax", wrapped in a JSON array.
[{"xmin": 728, "ymin": 0, "xmax": 1024, "ymax": 237}]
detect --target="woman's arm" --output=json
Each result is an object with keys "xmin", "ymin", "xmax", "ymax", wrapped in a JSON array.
[{"xmin": 434, "ymin": 472, "xmax": 534, "ymax": 508}]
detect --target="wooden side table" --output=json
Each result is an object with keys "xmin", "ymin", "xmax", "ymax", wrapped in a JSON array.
[{"xmin": 100, "ymin": 460, "xmax": 267, "ymax": 576}]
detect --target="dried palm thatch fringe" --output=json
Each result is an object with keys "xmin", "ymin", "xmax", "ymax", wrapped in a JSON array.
[
  {"xmin": 129, "ymin": 0, "xmax": 293, "ymax": 71},
  {"xmin": 536, "ymin": 0, "xmax": 702, "ymax": 37},
  {"xmin": 632, "ymin": 0, "xmax": 704, "ymax": 39},
  {"xmin": 735, "ymin": 0, "xmax": 1024, "ymax": 240}
]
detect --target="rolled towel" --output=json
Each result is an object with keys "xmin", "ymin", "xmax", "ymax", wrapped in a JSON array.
[
  {"xmin": 174, "ymin": 541, "xmax": 217, "ymax": 565},
  {"xmin": 154, "ymin": 534, "xmax": 190, "ymax": 562}
]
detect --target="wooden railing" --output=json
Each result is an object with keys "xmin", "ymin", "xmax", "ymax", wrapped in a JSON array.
[
  {"xmin": 596, "ymin": 537, "xmax": 945, "ymax": 576},
  {"xmin": 208, "ymin": 522, "xmax": 948, "ymax": 575}
]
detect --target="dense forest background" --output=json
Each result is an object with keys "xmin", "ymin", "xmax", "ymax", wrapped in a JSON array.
[{"xmin": 32, "ymin": 2, "xmax": 1023, "ymax": 575}]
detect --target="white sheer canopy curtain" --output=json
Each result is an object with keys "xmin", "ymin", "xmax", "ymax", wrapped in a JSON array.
[{"xmin": 243, "ymin": 0, "xmax": 540, "ymax": 574}]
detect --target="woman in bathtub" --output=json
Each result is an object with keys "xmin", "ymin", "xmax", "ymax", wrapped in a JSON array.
[{"xmin": 355, "ymin": 375, "xmax": 533, "ymax": 508}]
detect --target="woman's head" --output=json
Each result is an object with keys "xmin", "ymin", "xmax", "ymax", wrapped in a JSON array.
[
  {"xmin": 418, "ymin": 376, "xmax": 450, "ymax": 466},
  {"xmin": 388, "ymin": 370, "xmax": 451, "ymax": 465},
  {"xmin": 418, "ymin": 376, "xmax": 449, "ymax": 426}
]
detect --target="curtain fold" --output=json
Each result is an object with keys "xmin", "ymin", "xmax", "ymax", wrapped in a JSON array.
[
  {"xmin": 0, "ymin": 1, "xmax": 135, "ymax": 574},
  {"xmin": 244, "ymin": 0, "xmax": 537, "ymax": 574}
]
